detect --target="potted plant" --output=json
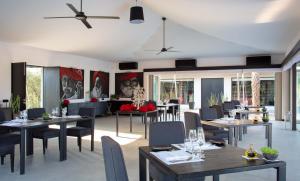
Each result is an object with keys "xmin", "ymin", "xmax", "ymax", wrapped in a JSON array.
[
  {"xmin": 260, "ymin": 147, "xmax": 278, "ymax": 161},
  {"xmin": 208, "ymin": 93, "xmax": 218, "ymax": 107},
  {"xmin": 10, "ymin": 95, "xmax": 20, "ymax": 118}
]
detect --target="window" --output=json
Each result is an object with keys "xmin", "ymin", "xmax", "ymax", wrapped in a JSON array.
[
  {"xmin": 26, "ymin": 66, "xmax": 43, "ymax": 108},
  {"xmin": 231, "ymin": 77, "xmax": 274, "ymax": 106},
  {"xmin": 160, "ymin": 79, "xmax": 194, "ymax": 104}
]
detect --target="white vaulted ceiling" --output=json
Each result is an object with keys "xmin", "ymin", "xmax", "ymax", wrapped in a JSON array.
[{"xmin": 0, "ymin": 0, "xmax": 299, "ymax": 61}]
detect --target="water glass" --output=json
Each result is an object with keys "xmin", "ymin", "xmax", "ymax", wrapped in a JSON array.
[
  {"xmin": 189, "ymin": 129, "xmax": 197, "ymax": 143},
  {"xmin": 184, "ymin": 138, "xmax": 191, "ymax": 152}
]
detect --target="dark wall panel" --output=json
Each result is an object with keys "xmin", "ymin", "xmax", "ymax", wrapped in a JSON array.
[
  {"xmin": 11, "ymin": 62, "xmax": 26, "ymax": 111},
  {"xmin": 201, "ymin": 78, "xmax": 224, "ymax": 108}
]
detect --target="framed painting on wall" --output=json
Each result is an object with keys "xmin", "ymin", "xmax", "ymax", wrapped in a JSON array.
[
  {"xmin": 115, "ymin": 72, "xmax": 143, "ymax": 98},
  {"xmin": 60, "ymin": 67, "xmax": 84, "ymax": 100},
  {"xmin": 90, "ymin": 70, "xmax": 109, "ymax": 98}
]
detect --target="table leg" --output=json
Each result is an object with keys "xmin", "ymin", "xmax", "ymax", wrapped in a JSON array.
[
  {"xmin": 59, "ymin": 122, "xmax": 67, "ymax": 161},
  {"xmin": 116, "ymin": 112, "xmax": 119, "ymax": 137},
  {"xmin": 228, "ymin": 127, "xmax": 234, "ymax": 145},
  {"xmin": 268, "ymin": 124, "xmax": 272, "ymax": 148},
  {"xmin": 265, "ymin": 126, "xmax": 269, "ymax": 139},
  {"xmin": 213, "ymin": 175, "xmax": 220, "ymax": 181},
  {"xmin": 145, "ymin": 113, "xmax": 148, "ymax": 139},
  {"xmin": 239, "ymin": 126, "xmax": 243, "ymax": 141},
  {"xmin": 139, "ymin": 150, "xmax": 147, "ymax": 181},
  {"xmin": 164, "ymin": 107, "xmax": 167, "ymax": 121},
  {"xmin": 243, "ymin": 126, "xmax": 247, "ymax": 134},
  {"xmin": 234, "ymin": 126, "xmax": 239, "ymax": 147},
  {"xmin": 20, "ymin": 128, "xmax": 26, "ymax": 175},
  {"xmin": 276, "ymin": 164, "xmax": 286, "ymax": 181},
  {"xmin": 91, "ymin": 127, "xmax": 94, "ymax": 152},
  {"xmin": 130, "ymin": 113, "xmax": 132, "ymax": 133},
  {"xmin": 156, "ymin": 111, "xmax": 159, "ymax": 122},
  {"xmin": 178, "ymin": 104, "xmax": 180, "ymax": 121},
  {"xmin": 26, "ymin": 129, "xmax": 34, "ymax": 156},
  {"xmin": 172, "ymin": 106, "xmax": 175, "ymax": 121}
]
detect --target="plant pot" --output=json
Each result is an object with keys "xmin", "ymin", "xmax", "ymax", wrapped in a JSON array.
[
  {"xmin": 263, "ymin": 153, "xmax": 278, "ymax": 160},
  {"xmin": 262, "ymin": 119, "xmax": 269, "ymax": 123},
  {"xmin": 188, "ymin": 102, "xmax": 195, "ymax": 109}
]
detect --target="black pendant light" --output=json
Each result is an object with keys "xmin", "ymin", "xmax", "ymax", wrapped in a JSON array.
[{"xmin": 130, "ymin": 0, "xmax": 144, "ymax": 24}]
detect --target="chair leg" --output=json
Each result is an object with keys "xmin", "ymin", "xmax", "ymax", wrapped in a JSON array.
[
  {"xmin": 150, "ymin": 176, "xmax": 154, "ymax": 181},
  {"xmin": 45, "ymin": 139, "xmax": 48, "ymax": 149},
  {"xmin": 10, "ymin": 150, "xmax": 14, "ymax": 173},
  {"xmin": 58, "ymin": 137, "xmax": 61, "ymax": 151},
  {"xmin": 43, "ymin": 139, "xmax": 47, "ymax": 155},
  {"xmin": 78, "ymin": 137, "xmax": 82, "ymax": 152},
  {"xmin": 91, "ymin": 134, "xmax": 94, "ymax": 152},
  {"xmin": 1, "ymin": 155, "xmax": 4, "ymax": 165}
]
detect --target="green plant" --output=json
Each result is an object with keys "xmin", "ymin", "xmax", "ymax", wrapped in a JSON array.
[
  {"xmin": 10, "ymin": 95, "xmax": 20, "ymax": 114},
  {"xmin": 208, "ymin": 93, "xmax": 218, "ymax": 106},
  {"xmin": 260, "ymin": 147, "xmax": 278, "ymax": 155}
]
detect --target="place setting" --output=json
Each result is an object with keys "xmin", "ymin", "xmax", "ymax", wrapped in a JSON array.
[{"xmin": 150, "ymin": 127, "xmax": 221, "ymax": 165}]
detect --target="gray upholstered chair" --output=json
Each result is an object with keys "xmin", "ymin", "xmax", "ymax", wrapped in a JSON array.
[
  {"xmin": 101, "ymin": 136, "xmax": 129, "ymax": 181},
  {"xmin": 184, "ymin": 111, "xmax": 201, "ymax": 137},
  {"xmin": 0, "ymin": 134, "xmax": 17, "ymax": 172},
  {"xmin": 148, "ymin": 122, "xmax": 203, "ymax": 181},
  {"xmin": 28, "ymin": 108, "xmax": 60, "ymax": 155},
  {"xmin": 149, "ymin": 121, "xmax": 185, "ymax": 146},
  {"xmin": 199, "ymin": 108, "xmax": 229, "ymax": 141},
  {"xmin": 222, "ymin": 101, "xmax": 235, "ymax": 116},
  {"xmin": 67, "ymin": 107, "xmax": 96, "ymax": 152},
  {"xmin": 210, "ymin": 105, "xmax": 224, "ymax": 118}
]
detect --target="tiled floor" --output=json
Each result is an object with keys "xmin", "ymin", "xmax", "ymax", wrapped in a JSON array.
[{"xmin": 0, "ymin": 115, "xmax": 299, "ymax": 181}]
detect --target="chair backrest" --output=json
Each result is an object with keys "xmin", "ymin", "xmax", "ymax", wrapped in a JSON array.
[
  {"xmin": 101, "ymin": 136, "xmax": 129, "ymax": 181},
  {"xmin": 222, "ymin": 101, "xmax": 235, "ymax": 111},
  {"xmin": 149, "ymin": 121, "xmax": 185, "ymax": 146},
  {"xmin": 231, "ymin": 100, "xmax": 240, "ymax": 106},
  {"xmin": 210, "ymin": 105, "xmax": 224, "ymax": 118},
  {"xmin": 77, "ymin": 107, "xmax": 96, "ymax": 128},
  {"xmin": 27, "ymin": 108, "xmax": 45, "ymax": 120},
  {"xmin": 199, "ymin": 107, "xmax": 218, "ymax": 120},
  {"xmin": 0, "ymin": 108, "xmax": 12, "ymax": 122},
  {"xmin": 168, "ymin": 99, "xmax": 179, "ymax": 110},
  {"xmin": 184, "ymin": 112, "xmax": 201, "ymax": 137}
]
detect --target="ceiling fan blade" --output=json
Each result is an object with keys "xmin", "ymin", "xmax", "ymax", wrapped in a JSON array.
[
  {"xmin": 87, "ymin": 16, "xmax": 120, "ymax": 19},
  {"xmin": 81, "ymin": 19, "xmax": 92, "ymax": 29},
  {"xmin": 144, "ymin": 50, "xmax": 160, "ymax": 52},
  {"xmin": 166, "ymin": 46, "xmax": 174, "ymax": 51},
  {"xmin": 44, "ymin": 16, "xmax": 75, "ymax": 19},
  {"xmin": 66, "ymin": 3, "xmax": 79, "ymax": 14},
  {"xmin": 167, "ymin": 50, "xmax": 180, "ymax": 52},
  {"xmin": 156, "ymin": 51, "xmax": 163, "ymax": 55}
]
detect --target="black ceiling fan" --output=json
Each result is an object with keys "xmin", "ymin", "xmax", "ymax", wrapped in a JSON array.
[
  {"xmin": 44, "ymin": 0, "xmax": 120, "ymax": 29},
  {"xmin": 145, "ymin": 17, "xmax": 180, "ymax": 55}
]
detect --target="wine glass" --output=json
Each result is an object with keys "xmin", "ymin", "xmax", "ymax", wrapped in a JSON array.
[{"xmin": 197, "ymin": 127, "xmax": 206, "ymax": 147}]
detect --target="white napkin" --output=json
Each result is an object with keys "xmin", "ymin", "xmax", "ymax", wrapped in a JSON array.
[
  {"xmin": 151, "ymin": 150, "xmax": 203, "ymax": 165},
  {"xmin": 172, "ymin": 142, "xmax": 221, "ymax": 151},
  {"xmin": 66, "ymin": 115, "xmax": 81, "ymax": 118}
]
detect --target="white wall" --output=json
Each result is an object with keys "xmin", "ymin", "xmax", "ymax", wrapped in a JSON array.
[{"xmin": 0, "ymin": 41, "xmax": 113, "ymax": 106}]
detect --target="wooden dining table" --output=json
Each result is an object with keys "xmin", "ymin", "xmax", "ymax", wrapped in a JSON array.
[
  {"xmin": 201, "ymin": 119, "xmax": 272, "ymax": 147},
  {"xmin": 0, "ymin": 116, "xmax": 91, "ymax": 175},
  {"xmin": 115, "ymin": 110, "xmax": 158, "ymax": 139},
  {"xmin": 139, "ymin": 145, "xmax": 286, "ymax": 181}
]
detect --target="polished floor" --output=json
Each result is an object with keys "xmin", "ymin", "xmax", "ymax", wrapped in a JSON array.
[{"xmin": 0, "ymin": 115, "xmax": 299, "ymax": 181}]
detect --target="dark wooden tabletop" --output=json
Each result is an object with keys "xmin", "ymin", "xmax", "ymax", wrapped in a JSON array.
[
  {"xmin": 0, "ymin": 116, "xmax": 90, "ymax": 129},
  {"xmin": 201, "ymin": 119, "xmax": 271, "ymax": 128},
  {"xmin": 139, "ymin": 145, "xmax": 285, "ymax": 178}
]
